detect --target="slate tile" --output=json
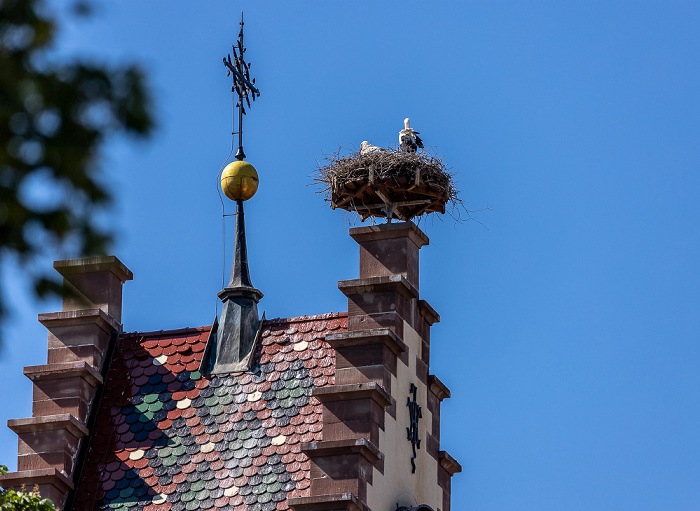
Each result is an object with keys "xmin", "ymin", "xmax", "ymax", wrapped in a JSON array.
[{"xmin": 238, "ymin": 456, "xmax": 253, "ymax": 468}]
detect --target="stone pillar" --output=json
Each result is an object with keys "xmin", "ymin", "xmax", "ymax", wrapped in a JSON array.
[
  {"xmin": 291, "ymin": 222, "xmax": 460, "ymax": 511},
  {"xmin": 0, "ymin": 256, "xmax": 132, "ymax": 509},
  {"xmin": 341, "ymin": 222, "xmax": 428, "ymax": 336}
]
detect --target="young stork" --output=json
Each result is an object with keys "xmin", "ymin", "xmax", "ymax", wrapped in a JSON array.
[
  {"xmin": 360, "ymin": 141, "xmax": 385, "ymax": 155},
  {"xmin": 399, "ymin": 117, "xmax": 423, "ymax": 153}
]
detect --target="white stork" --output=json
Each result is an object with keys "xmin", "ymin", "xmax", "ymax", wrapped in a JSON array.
[
  {"xmin": 360, "ymin": 141, "xmax": 385, "ymax": 155},
  {"xmin": 399, "ymin": 118, "xmax": 423, "ymax": 153}
]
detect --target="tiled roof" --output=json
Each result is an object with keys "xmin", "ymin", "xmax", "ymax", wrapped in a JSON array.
[{"xmin": 73, "ymin": 313, "xmax": 347, "ymax": 511}]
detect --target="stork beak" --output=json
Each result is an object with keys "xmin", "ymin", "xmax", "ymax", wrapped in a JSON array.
[{"xmin": 404, "ymin": 118, "xmax": 410, "ymax": 129}]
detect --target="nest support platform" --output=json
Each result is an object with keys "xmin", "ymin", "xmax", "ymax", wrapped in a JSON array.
[{"xmin": 330, "ymin": 171, "xmax": 447, "ymax": 222}]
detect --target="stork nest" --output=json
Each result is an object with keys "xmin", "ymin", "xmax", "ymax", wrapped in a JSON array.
[{"xmin": 314, "ymin": 148, "xmax": 459, "ymax": 222}]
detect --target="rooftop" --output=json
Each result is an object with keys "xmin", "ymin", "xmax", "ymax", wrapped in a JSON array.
[{"xmin": 72, "ymin": 313, "xmax": 347, "ymax": 511}]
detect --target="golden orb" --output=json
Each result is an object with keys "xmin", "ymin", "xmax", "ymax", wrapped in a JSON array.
[{"xmin": 221, "ymin": 160, "xmax": 259, "ymax": 201}]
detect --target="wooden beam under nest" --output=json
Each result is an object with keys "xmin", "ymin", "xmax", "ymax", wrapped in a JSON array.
[{"xmin": 330, "ymin": 177, "xmax": 448, "ymax": 221}]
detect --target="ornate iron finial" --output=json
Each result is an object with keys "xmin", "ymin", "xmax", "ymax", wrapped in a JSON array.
[{"xmin": 223, "ymin": 11, "xmax": 260, "ymax": 160}]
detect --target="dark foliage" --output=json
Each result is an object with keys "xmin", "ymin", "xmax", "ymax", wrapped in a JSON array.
[
  {"xmin": 0, "ymin": 0, "xmax": 153, "ymax": 338},
  {"xmin": 0, "ymin": 464, "xmax": 56, "ymax": 511}
]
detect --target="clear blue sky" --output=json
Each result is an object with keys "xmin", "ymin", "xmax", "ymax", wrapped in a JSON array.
[{"xmin": 2, "ymin": 2, "xmax": 700, "ymax": 510}]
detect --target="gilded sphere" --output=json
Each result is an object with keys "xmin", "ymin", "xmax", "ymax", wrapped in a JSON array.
[{"xmin": 221, "ymin": 160, "xmax": 259, "ymax": 201}]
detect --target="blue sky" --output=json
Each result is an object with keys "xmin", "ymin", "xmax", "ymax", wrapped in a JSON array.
[{"xmin": 2, "ymin": 2, "xmax": 700, "ymax": 510}]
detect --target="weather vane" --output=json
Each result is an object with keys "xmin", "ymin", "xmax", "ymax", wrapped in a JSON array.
[
  {"xmin": 204, "ymin": 12, "xmax": 263, "ymax": 376},
  {"xmin": 224, "ymin": 11, "xmax": 260, "ymax": 160}
]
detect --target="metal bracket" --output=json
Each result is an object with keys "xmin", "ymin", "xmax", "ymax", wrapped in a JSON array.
[{"xmin": 406, "ymin": 382, "xmax": 422, "ymax": 473}]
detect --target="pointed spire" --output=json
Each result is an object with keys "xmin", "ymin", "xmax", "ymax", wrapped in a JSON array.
[
  {"xmin": 201, "ymin": 200, "xmax": 264, "ymax": 375},
  {"xmin": 228, "ymin": 199, "xmax": 254, "ymax": 289}
]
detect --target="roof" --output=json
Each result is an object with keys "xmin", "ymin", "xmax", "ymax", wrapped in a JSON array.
[{"xmin": 72, "ymin": 312, "xmax": 347, "ymax": 511}]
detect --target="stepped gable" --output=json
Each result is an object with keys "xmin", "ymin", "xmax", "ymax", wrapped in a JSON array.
[
  {"xmin": 1, "ymin": 221, "xmax": 460, "ymax": 511},
  {"xmin": 72, "ymin": 313, "xmax": 347, "ymax": 511}
]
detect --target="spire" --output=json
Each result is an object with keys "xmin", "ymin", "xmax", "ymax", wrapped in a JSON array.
[
  {"xmin": 228, "ymin": 198, "xmax": 254, "ymax": 289},
  {"xmin": 201, "ymin": 13, "xmax": 263, "ymax": 375},
  {"xmin": 200, "ymin": 200, "xmax": 264, "ymax": 374}
]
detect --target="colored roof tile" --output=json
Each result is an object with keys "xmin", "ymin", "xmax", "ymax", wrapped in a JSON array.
[{"xmin": 73, "ymin": 313, "xmax": 346, "ymax": 511}]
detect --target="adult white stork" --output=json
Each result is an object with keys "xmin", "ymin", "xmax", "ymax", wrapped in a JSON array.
[
  {"xmin": 399, "ymin": 118, "xmax": 423, "ymax": 153},
  {"xmin": 360, "ymin": 141, "xmax": 385, "ymax": 155}
]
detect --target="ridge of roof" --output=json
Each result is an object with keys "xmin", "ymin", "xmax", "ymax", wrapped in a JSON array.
[
  {"xmin": 263, "ymin": 311, "xmax": 347, "ymax": 325},
  {"xmin": 120, "ymin": 326, "xmax": 211, "ymax": 339},
  {"xmin": 120, "ymin": 312, "xmax": 348, "ymax": 339}
]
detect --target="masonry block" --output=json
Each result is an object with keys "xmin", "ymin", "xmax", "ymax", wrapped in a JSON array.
[
  {"xmin": 54, "ymin": 256, "xmax": 133, "ymax": 322},
  {"xmin": 350, "ymin": 222, "xmax": 428, "ymax": 290},
  {"xmin": 315, "ymin": 383, "xmax": 392, "ymax": 445},
  {"xmin": 40, "ymin": 309, "xmax": 119, "ymax": 368},
  {"xmin": 0, "ymin": 469, "xmax": 73, "ymax": 510},
  {"xmin": 303, "ymin": 439, "xmax": 382, "ymax": 503},
  {"xmin": 327, "ymin": 329, "xmax": 408, "ymax": 390},
  {"xmin": 289, "ymin": 493, "xmax": 371, "ymax": 511}
]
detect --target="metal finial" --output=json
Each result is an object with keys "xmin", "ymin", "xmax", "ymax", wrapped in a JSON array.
[
  {"xmin": 201, "ymin": 13, "xmax": 264, "ymax": 376},
  {"xmin": 223, "ymin": 11, "xmax": 260, "ymax": 161}
]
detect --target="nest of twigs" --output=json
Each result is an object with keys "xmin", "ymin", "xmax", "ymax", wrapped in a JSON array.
[{"xmin": 314, "ymin": 148, "xmax": 460, "ymax": 222}]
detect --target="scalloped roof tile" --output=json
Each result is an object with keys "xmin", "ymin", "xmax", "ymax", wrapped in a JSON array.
[{"xmin": 72, "ymin": 313, "xmax": 346, "ymax": 511}]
